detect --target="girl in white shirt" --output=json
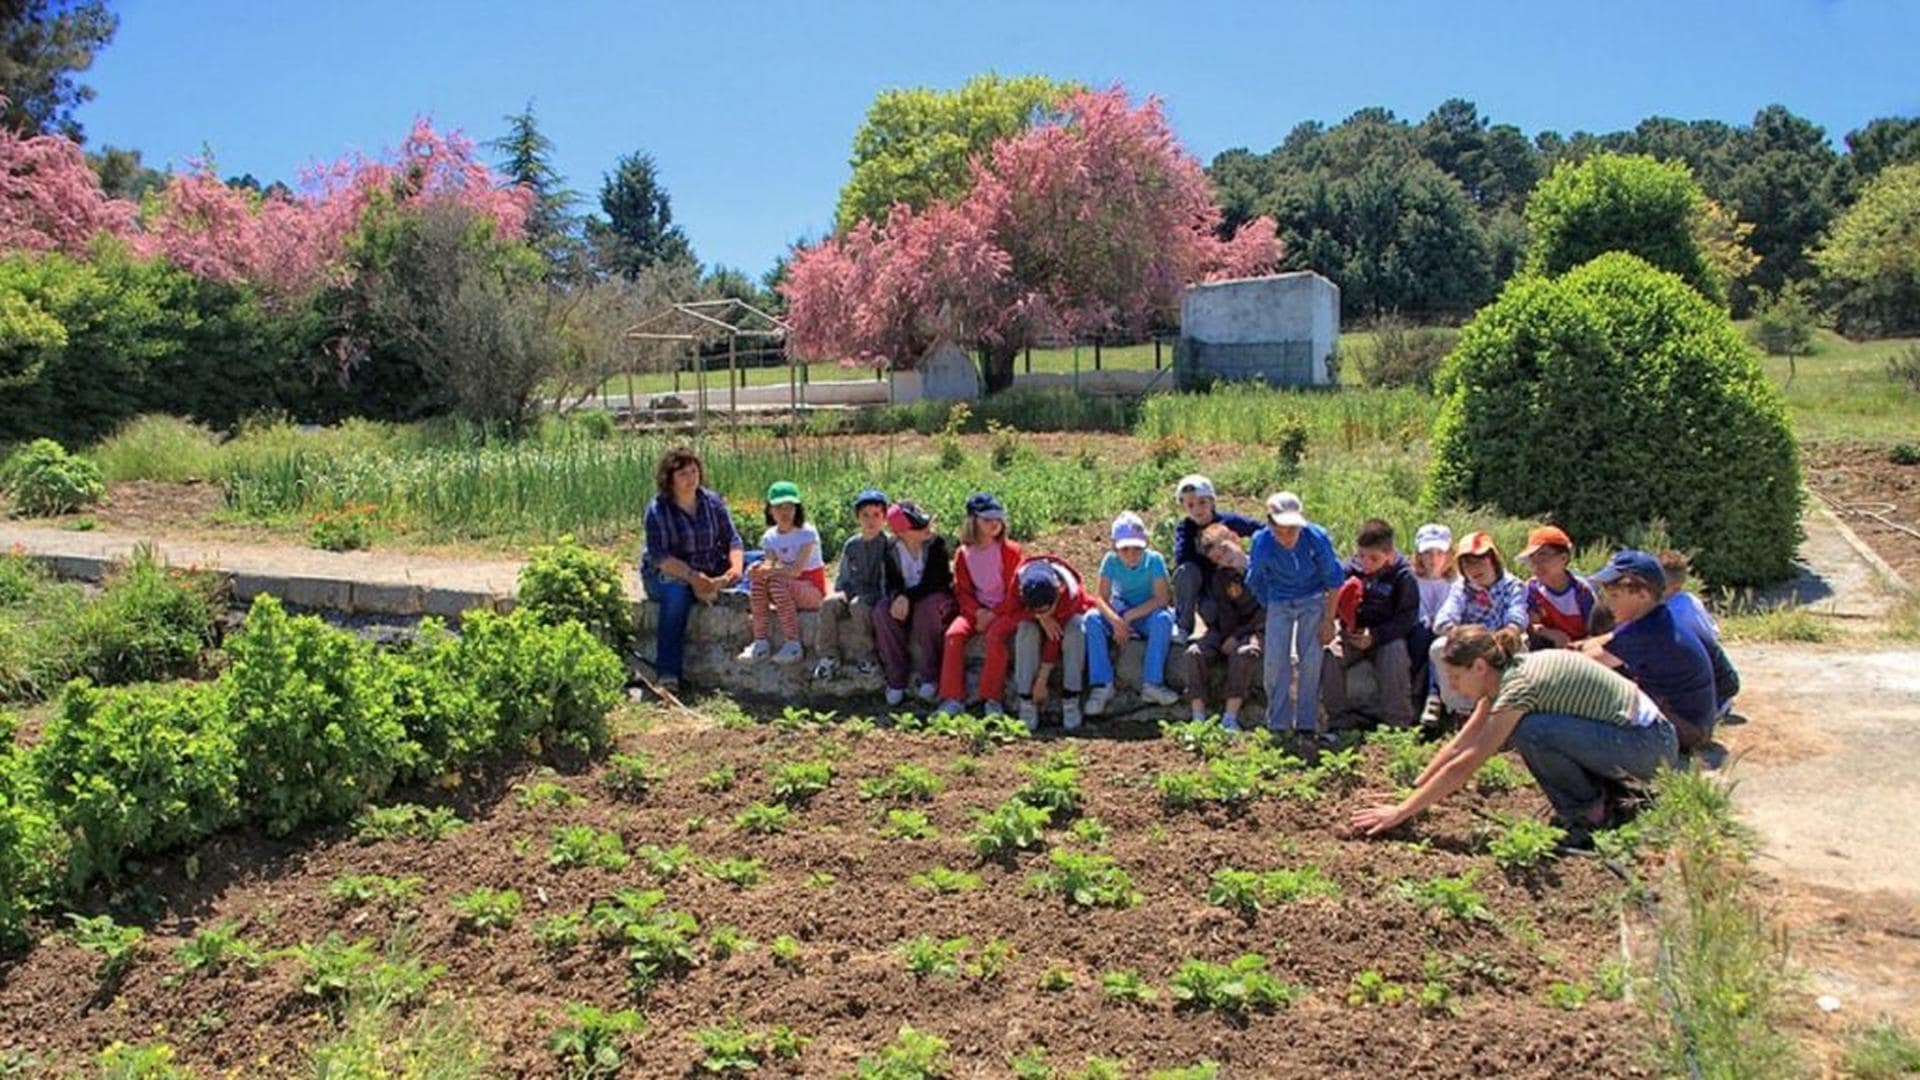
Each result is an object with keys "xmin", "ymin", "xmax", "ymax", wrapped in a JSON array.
[{"xmin": 741, "ymin": 480, "xmax": 826, "ymax": 664}]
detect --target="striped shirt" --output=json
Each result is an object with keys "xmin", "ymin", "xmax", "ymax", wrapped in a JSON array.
[
  {"xmin": 1491, "ymin": 650, "xmax": 1664, "ymax": 729},
  {"xmin": 1436, "ymin": 572, "xmax": 1529, "ymax": 633}
]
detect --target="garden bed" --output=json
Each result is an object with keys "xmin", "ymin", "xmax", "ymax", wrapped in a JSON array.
[
  {"xmin": 1806, "ymin": 442, "xmax": 1920, "ymax": 586},
  {"xmin": 1, "ymin": 710, "xmax": 1650, "ymax": 1078}
]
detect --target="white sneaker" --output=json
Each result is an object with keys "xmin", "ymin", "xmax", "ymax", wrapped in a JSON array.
[
  {"xmin": 937, "ymin": 699, "xmax": 965, "ymax": 716},
  {"xmin": 885, "ymin": 687, "xmax": 906, "ymax": 707},
  {"xmin": 811, "ymin": 657, "xmax": 838, "ymax": 680},
  {"xmin": 773, "ymin": 641, "xmax": 805, "ymax": 665},
  {"xmin": 1221, "ymin": 715, "xmax": 1242, "ymax": 733},
  {"xmin": 1141, "ymin": 683, "xmax": 1180, "ymax": 706},
  {"xmin": 915, "ymin": 682, "xmax": 939, "ymax": 703},
  {"xmin": 1083, "ymin": 684, "xmax": 1115, "ymax": 717},
  {"xmin": 739, "ymin": 639, "xmax": 771, "ymax": 662},
  {"xmin": 1171, "ymin": 626, "xmax": 1190, "ymax": 646},
  {"xmin": 1062, "ymin": 699, "xmax": 1084, "ymax": 732},
  {"xmin": 984, "ymin": 701, "xmax": 1005, "ymax": 718},
  {"xmin": 1018, "ymin": 699, "xmax": 1040, "ymax": 732}
]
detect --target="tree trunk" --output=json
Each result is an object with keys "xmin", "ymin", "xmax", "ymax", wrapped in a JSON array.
[{"xmin": 980, "ymin": 342, "xmax": 1019, "ymax": 395}]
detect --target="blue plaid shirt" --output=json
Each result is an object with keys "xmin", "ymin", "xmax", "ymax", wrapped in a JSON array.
[
  {"xmin": 1435, "ymin": 572, "xmax": 1529, "ymax": 633},
  {"xmin": 643, "ymin": 488, "xmax": 742, "ymax": 577}
]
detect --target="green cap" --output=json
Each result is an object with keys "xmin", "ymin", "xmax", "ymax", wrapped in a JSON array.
[{"xmin": 766, "ymin": 481, "xmax": 802, "ymax": 506}]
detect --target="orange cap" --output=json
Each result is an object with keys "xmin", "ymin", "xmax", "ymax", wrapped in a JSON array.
[
  {"xmin": 1517, "ymin": 525, "xmax": 1572, "ymax": 559},
  {"xmin": 1456, "ymin": 530, "xmax": 1499, "ymax": 558}
]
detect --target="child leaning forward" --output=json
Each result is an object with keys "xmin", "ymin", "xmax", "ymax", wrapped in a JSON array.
[
  {"xmin": 1185, "ymin": 523, "xmax": 1265, "ymax": 732},
  {"xmin": 812, "ymin": 487, "xmax": 892, "ymax": 681},
  {"xmin": 1012, "ymin": 554, "xmax": 1100, "ymax": 733},
  {"xmin": 1084, "ymin": 511, "xmax": 1182, "ymax": 715}
]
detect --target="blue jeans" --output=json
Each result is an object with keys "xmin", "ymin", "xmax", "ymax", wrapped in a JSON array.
[
  {"xmin": 1511, "ymin": 712, "xmax": 1680, "ymax": 824},
  {"xmin": 640, "ymin": 567, "xmax": 696, "ymax": 682},
  {"xmin": 1085, "ymin": 608, "xmax": 1175, "ymax": 688},
  {"xmin": 1262, "ymin": 594, "xmax": 1326, "ymax": 731}
]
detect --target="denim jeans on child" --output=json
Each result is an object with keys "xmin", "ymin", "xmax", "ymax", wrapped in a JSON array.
[
  {"xmin": 1085, "ymin": 608, "xmax": 1175, "ymax": 689},
  {"xmin": 1510, "ymin": 711, "xmax": 1679, "ymax": 823},
  {"xmin": 1262, "ymin": 594, "xmax": 1327, "ymax": 732}
]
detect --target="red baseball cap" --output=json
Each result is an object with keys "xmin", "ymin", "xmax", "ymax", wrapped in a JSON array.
[
  {"xmin": 1455, "ymin": 530, "xmax": 1499, "ymax": 558},
  {"xmin": 1517, "ymin": 525, "xmax": 1573, "ymax": 559}
]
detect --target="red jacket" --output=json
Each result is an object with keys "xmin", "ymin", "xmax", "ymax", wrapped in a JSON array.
[{"xmin": 953, "ymin": 538, "xmax": 1024, "ymax": 621}]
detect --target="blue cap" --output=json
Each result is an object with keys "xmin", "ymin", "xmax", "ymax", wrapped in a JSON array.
[
  {"xmin": 852, "ymin": 487, "xmax": 889, "ymax": 511},
  {"xmin": 1591, "ymin": 549, "xmax": 1666, "ymax": 590},
  {"xmin": 1018, "ymin": 562, "xmax": 1060, "ymax": 610},
  {"xmin": 965, "ymin": 492, "xmax": 1006, "ymax": 520}
]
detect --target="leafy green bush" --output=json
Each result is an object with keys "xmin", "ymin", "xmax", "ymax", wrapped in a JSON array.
[
  {"xmin": 1525, "ymin": 153, "xmax": 1722, "ymax": 303},
  {"xmin": 2, "ymin": 438, "xmax": 105, "ymax": 517},
  {"xmin": 306, "ymin": 504, "xmax": 375, "ymax": 552},
  {"xmin": 32, "ymin": 680, "xmax": 240, "ymax": 888},
  {"xmin": 63, "ymin": 548, "xmax": 223, "ymax": 686},
  {"xmin": 1747, "ymin": 287, "xmax": 1816, "ymax": 357},
  {"xmin": 0, "ymin": 740, "xmax": 62, "ymax": 948},
  {"xmin": 223, "ymin": 596, "xmax": 414, "ymax": 835},
  {"xmin": 1429, "ymin": 253, "xmax": 1801, "ymax": 585},
  {"xmin": 516, "ymin": 534, "xmax": 634, "ymax": 652},
  {"xmin": 446, "ymin": 607, "xmax": 625, "ymax": 756}
]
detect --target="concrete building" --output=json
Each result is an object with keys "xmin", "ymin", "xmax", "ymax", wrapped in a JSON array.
[{"xmin": 1177, "ymin": 271, "xmax": 1341, "ymax": 388}]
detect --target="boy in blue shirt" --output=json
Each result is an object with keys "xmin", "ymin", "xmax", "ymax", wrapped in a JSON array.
[
  {"xmin": 1246, "ymin": 491, "xmax": 1344, "ymax": 736},
  {"xmin": 1579, "ymin": 550, "xmax": 1718, "ymax": 752},
  {"xmin": 1321, "ymin": 519, "xmax": 1421, "ymax": 729},
  {"xmin": 1085, "ymin": 511, "xmax": 1181, "ymax": 715}
]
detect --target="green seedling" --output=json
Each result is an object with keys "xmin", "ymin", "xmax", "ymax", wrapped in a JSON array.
[
  {"xmin": 1024, "ymin": 850, "xmax": 1140, "ymax": 909},
  {"xmin": 449, "ymin": 887, "xmax": 522, "ymax": 932},
  {"xmin": 910, "ymin": 866, "xmax": 982, "ymax": 894},
  {"xmin": 735, "ymin": 801, "xmax": 794, "ymax": 834},
  {"xmin": 967, "ymin": 799, "xmax": 1051, "ymax": 860},
  {"xmin": 881, "ymin": 808, "xmax": 939, "ymax": 840},
  {"xmin": 549, "ymin": 825, "xmax": 630, "ymax": 870}
]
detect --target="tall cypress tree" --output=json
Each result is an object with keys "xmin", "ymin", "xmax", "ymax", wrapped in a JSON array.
[{"xmin": 488, "ymin": 102, "xmax": 580, "ymax": 275}]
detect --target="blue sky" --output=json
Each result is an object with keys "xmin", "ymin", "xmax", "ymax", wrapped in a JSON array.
[{"xmin": 82, "ymin": 1, "xmax": 1920, "ymax": 277}]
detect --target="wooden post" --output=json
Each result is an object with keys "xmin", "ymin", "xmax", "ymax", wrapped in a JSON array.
[
  {"xmin": 1024, "ymin": 345, "xmax": 1032, "ymax": 374},
  {"xmin": 1155, "ymin": 339, "xmax": 1163, "ymax": 370},
  {"xmin": 1094, "ymin": 339, "xmax": 1102, "ymax": 371},
  {"xmin": 695, "ymin": 348, "xmax": 707, "ymax": 435},
  {"xmin": 728, "ymin": 337, "xmax": 739, "ymax": 418},
  {"xmin": 625, "ymin": 371, "xmax": 635, "ymax": 416}
]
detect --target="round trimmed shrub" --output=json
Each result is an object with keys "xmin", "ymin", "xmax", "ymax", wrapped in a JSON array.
[
  {"xmin": 1525, "ymin": 153, "xmax": 1722, "ymax": 305},
  {"xmin": 1428, "ymin": 253, "xmax": 1801, "ymax": 586},
  {"xmin": 516, "ymin": 535, "xmax": 634, "ymax": 652}
]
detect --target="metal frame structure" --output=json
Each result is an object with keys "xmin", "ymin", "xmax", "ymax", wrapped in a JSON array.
[{"xmin": 625, "ymin": 298, "xmax": 794, "ymax": 432}]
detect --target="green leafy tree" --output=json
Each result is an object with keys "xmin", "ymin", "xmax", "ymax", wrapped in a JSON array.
[
  {"xmin": 0, "ymin": 0, "xmax": 116, "ymax": 140},
  {"xmin": 1429, "ymin": 253, "xmax": 1801, "ymax": 586},
  {"xmin": 586, "ymin": 151, "xmax": 693, "ymax": 279},
  {"xmin": 1525, "ymin": 152, "xmax": 1723, "ymax": 303},
  {"xmin": 87, "ymin": 144, "xmax": 166, "ymax": 200},
  {"xmin": 488, "ymin": 102, "xmax": 582, "ymax": 276},
  {"xmin": 1815, "ymin": 162, "xmax": 1920, "ymax": 336},
  {"xmin": 834, "ymin": 72, "xmax": 1074, "ymax": 231},
  {"xmin": 1828, "ymin": 116, "xmax": 1920, "ymax": 204},
  {"xmin": 1722, "ymin": 105, "xmax": 1836, "ymax": 297}
]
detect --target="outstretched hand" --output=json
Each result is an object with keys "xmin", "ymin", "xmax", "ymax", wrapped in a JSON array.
[{"xmin": 1348, "ymin": 802, "xmax": 1412, "ymax": 837}]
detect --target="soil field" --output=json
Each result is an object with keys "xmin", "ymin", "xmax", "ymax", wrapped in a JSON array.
[
  {"xmin": 1806, "ymin": 443, "xmax": 1920, "ymax": 584},
  {"xmin": 0, "ymin": 714, "xmax": 1648, "ymax": 1078}
]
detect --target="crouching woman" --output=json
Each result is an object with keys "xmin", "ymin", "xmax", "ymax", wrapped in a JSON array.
[{"xmin": 1349, "ymin": 626, "xmax": 1679, "ymax": 840}]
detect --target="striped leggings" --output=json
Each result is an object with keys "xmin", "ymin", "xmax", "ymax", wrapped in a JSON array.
[{"xmin": 749, "ymin": 573, "xmax": 823, "ymax": 643}]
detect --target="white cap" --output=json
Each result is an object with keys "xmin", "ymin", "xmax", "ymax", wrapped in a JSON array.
[
  {"xmin": 1414, "ymin": 523, "xmax": 1453, "ymax": 554},
  {"xmin": 1265, "ymin": 491, "xmax": 1306, "ymax": 527},
  {"xmin": 1110, "ymin": 511, "xmax": 1149, "ymax": 549},
  {"xmin": 1174, "ymin": 474, "xmax": 1215, "ymax": 501}
]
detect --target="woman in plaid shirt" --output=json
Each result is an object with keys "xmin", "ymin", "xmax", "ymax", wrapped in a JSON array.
[{"xmin": 641, "ymin": 447, "xmax": 744, "ymax": 689}]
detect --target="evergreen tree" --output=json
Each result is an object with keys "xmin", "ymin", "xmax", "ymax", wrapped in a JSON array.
[
  {"xmin": 585, "ymin": 150, "xmax": 693, "ymax": 279},
  {"xmin": 1, "ymin": 0, "xmax": 116, "ymax": 141},
  {"xmin": 487, "ymin": 102, "xmax": 581, "ymax": 275}
]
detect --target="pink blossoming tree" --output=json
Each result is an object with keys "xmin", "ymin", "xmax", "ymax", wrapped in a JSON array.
[{"xmin": 784, "ymin": 86, "xmax": 1281, "ymax": 392}]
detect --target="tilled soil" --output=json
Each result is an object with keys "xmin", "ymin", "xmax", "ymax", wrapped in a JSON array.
[
  {"xmin": 1806, "ymin": 443, "xmax": 1920, "ymax": 584},
  {"xmin": 0, "ymin": 722, "xmax": 1651, "ymax": 1079}
]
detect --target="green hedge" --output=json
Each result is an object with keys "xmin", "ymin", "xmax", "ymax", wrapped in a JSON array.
[
  {"xmin": 1428, "ymin": 253, "xmax": 1801, "ymax": 586},
  {"xmin": 0, "ymin": 594, "xmax": 627, "ymax": 947}
]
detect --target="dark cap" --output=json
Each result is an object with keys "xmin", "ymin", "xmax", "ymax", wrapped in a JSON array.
[
  {"xmin": 852, "ymin": 487, "xmax": 889, "ymax": 512},
  {"xmin": 1018, "ymin": 563, "xmax": 1060, "ymax": 610},
  {"xmin": 965, "ymin": 492, "xmax": 1006, "ymax": 521},
  {"xmin": 1591, "ymin": 549, "xmax": 1666, "ymax": 590}
]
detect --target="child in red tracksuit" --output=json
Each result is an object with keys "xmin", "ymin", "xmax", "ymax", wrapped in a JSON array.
[
  {"xmin": 938, "ymin": 492, "xmax": 1024, "ymax": 717},
  {"xmin": 1011, "ymin": 554, "xmax": 1108, "ymax": 733}
]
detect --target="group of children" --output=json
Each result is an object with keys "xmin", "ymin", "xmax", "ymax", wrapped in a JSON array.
[{"xmin": 733, "ymin": 475, "xmax": 1739, "ymax": 749}]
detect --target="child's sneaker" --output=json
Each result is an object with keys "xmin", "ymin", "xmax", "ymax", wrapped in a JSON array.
[
  {"xmin": 1084, "ymin": 684, "xmax": 1115, "ymax": 717},
  {"xmin": 885, "ymin": 687, "xmax": 905, "ymax": 707},
  {"xmin": 937, "ymin": 699, "xmax": 965, "ymax": 716},
  {"xmin": 1170, "ymin": 626, "xmax": 1190, "ymax": 647},
  {"xmin": 1220, "ymin": 714, "xmax": 1242, "ymax": 733},
  {"xmin": 739, "ymin": 639, "xmax": 771, "ymax": 662},
  {"xmin": 984, "ymin": 700, "xmax": 1005, "ymax": 719},
  {"xmin": 1062, "ymin": 698, "xmax": 1084, "ymax": 732},
  {"xmin": 773, "ymin": 641, "xmax": 805, "ymax": 665},
  {"xmin": 1140, "ymin": 683, "xmax": 1180, "ymax": 706},
  {"xmin": 1018, "ymin": 698, "xmax": 1040, "ymax": 732},
  {"xmin": 811, "ymin": 657, "xmax": 839, "ymax": 680},
  {"xmin": 1419, "ymin": 694, "xmax": 1451, "ymax": 729},
  {"xmin": 915, "ymin": 682, "xmax": 939, "ymax": 703}
]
